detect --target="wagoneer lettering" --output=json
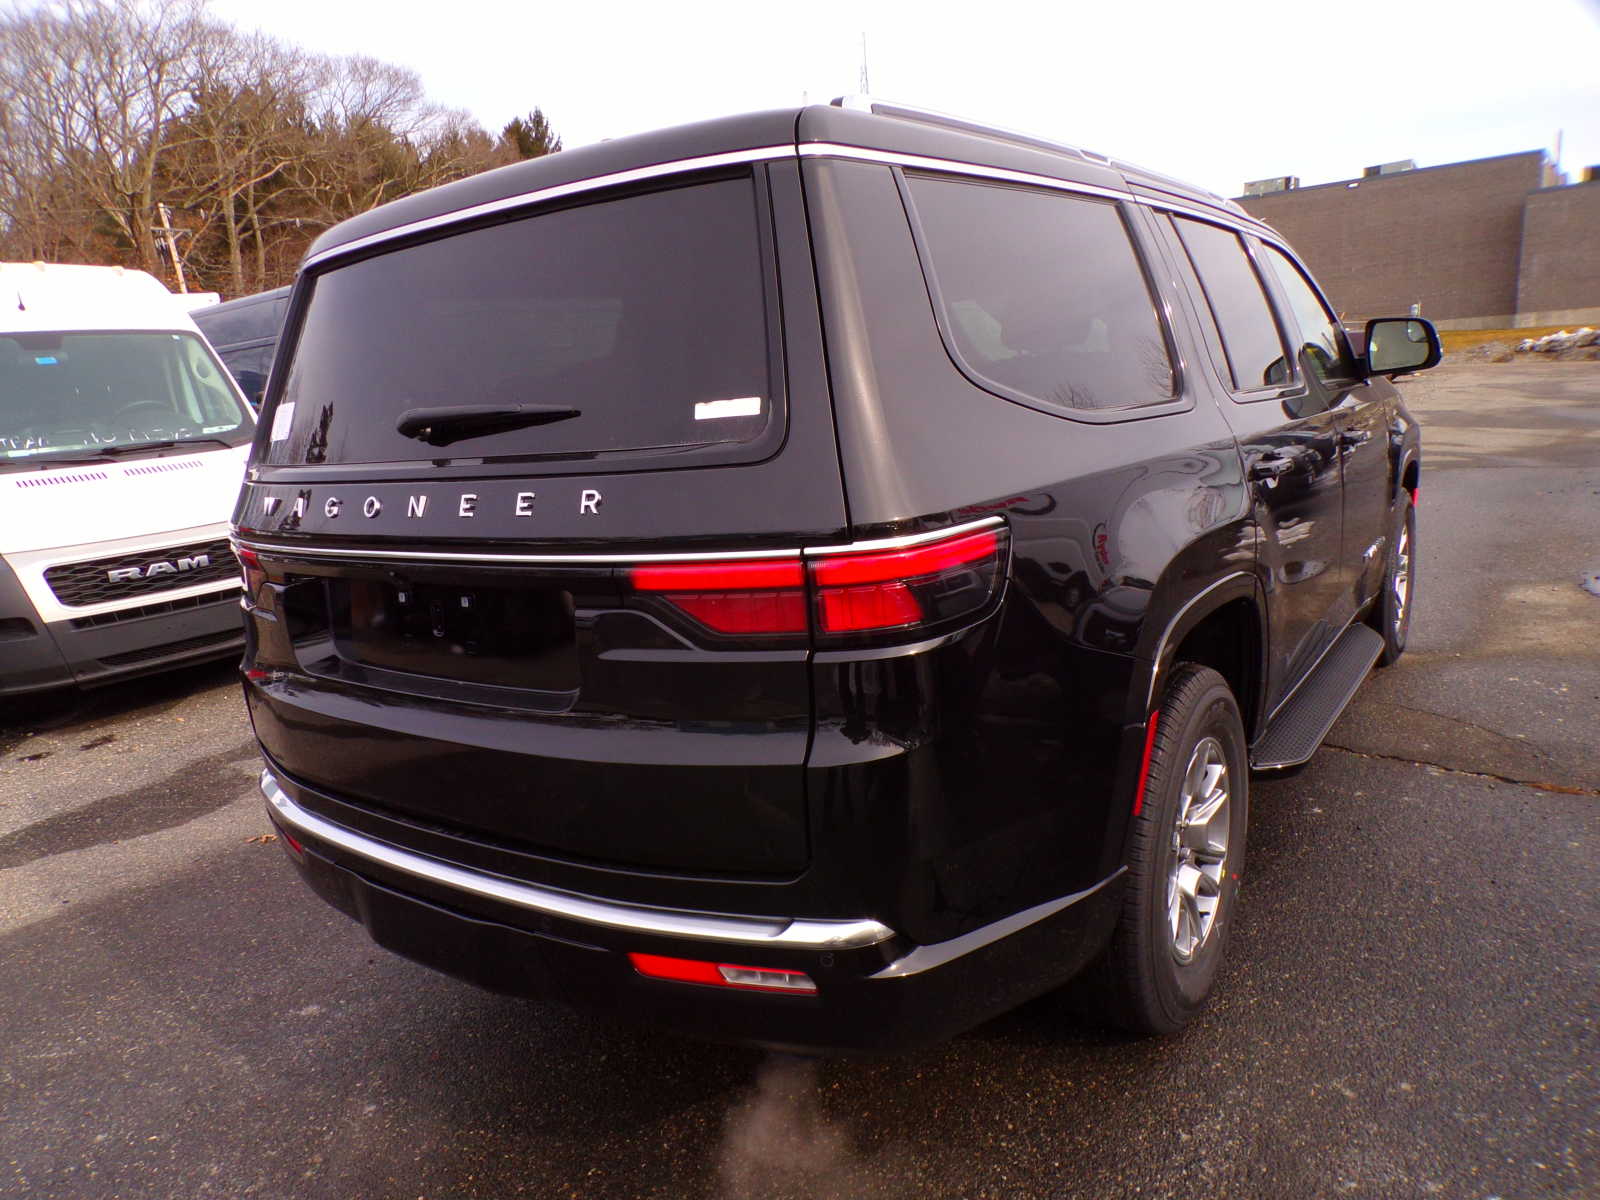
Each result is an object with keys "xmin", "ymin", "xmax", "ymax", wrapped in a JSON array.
[{"xmin": 234, "ymin": 98, "xmax": 1433, "ymax": 1053}]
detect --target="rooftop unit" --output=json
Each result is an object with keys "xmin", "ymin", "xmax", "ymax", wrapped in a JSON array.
[
  {"xmin": 1243, "ymin": 175, "xmax": 1299, "ymax": 196},
  {"xmin": 1363, "ymin": 159, "xmax": 1416, "ymax": 177}
]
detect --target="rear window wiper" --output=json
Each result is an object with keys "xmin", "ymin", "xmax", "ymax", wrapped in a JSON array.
[{"xmin": 395, "ymin": 404, "xmax": 582, "ymax": 447}]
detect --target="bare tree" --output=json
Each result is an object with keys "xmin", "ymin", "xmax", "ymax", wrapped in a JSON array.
[
  {"xmin": 0, "ymin": 1, "xmax": 563, "ymax": 294},
  {"xmin": 166, "ymin": 26, "xmax": 312, "ymax": 292},
  {"xmin": 0, "ymin": 0, "xmax": 211, "ymax": 277}
]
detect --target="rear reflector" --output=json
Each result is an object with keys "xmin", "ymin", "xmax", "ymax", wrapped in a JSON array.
[
  {"xmin": 628, "ymin": 952, "xmax": 818, "ymax": 995},
  {"xmin": 231, "ymin": 543, "xmax": 266, "ymax": 602},
  {"xmin": 1132, "ymin": 711, "xmax": 1161, "ymax": 817},
  {"xmin": 629, "ymin": 524, "xmax": 1007, "ymax": 641}
]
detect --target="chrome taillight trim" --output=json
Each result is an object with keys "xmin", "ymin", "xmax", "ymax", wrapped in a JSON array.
[
  {"xmin": 261, "ymin": 770, "xmax": 895, "ymax": 951},
  {"xmin": 230, "ymin": 515, "xmax": 1005, "ymax": 569}
]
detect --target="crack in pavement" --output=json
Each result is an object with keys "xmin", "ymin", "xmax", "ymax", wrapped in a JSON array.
[{"xmin": 1323, "ymin": 744, "xmax": 1600, "ymax": 797}]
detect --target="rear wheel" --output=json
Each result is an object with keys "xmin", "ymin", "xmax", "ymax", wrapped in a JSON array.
[
  {"xmin": 1087, "ymin": 664, "xmax": 1248, "ymax": 1034},
  {"xmin": 1371, "ymin": 496, "xmax": 1415, "ymax": 667}
]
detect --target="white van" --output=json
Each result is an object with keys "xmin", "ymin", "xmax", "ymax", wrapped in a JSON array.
[{"xmin": 0, "ymin": 262, "xmax": 255, "ymax": 697}]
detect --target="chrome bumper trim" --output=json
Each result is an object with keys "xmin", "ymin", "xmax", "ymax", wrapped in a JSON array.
[{"xmin": 260, "ymin": 770, "xmax": 895, "ymax": 951}]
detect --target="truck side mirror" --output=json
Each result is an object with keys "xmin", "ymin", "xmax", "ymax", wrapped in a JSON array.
[{"xmin": 1364, "ymin": 317, "xmax": 1441, "ymax": 377}]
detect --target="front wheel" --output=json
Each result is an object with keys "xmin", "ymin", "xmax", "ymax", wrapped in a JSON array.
[{"xmin": 1086, "ymin": 664, "xmax": 1249, "ymax": 1034}]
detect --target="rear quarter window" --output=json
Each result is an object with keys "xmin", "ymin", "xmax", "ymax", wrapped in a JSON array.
[{"xmin": 903, "ymin": 174, "xmax": 1176, "ymax": 415}]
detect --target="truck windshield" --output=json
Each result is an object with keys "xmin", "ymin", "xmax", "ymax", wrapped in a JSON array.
[{"xmin": 0, "ymin": 331, "xmax": 253, "ymax": 467}]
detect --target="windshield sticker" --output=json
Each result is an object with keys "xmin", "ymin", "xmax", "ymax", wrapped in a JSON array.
[
  {"xmin": 269, "ymin": 401, "xmax": 295, "ymax": 441},
  {"xmin": 693, "ymin": 396, "xmax": 762, "ymax": 421}
]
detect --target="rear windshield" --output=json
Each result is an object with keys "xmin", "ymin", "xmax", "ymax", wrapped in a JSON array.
[
  {"xmin": 0, "ymin": 331, "xmax": 253, "ymax": 467},
  {"xmin": 264, "ymin": 176, "xmax": 774, "ymax": 468}
]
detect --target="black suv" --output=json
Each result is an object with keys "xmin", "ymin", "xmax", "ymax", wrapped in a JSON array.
[{"xmin": 233, "ymin": 99, "xmax": 1437, "ymax": 1053}]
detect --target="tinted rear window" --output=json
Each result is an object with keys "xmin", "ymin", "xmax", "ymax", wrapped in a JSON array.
[{"xmin": 264, "ymin": 177, "xmax": 773, "ymax": 467}]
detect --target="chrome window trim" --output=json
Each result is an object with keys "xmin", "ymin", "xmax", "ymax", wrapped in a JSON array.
[
  {"xmin": 231, "ymin": 515, "xmax": 1005, "ymax": 567},
  {"xmin": 302, "ymin": 145, "xmax": 800, "ymax": 269},
  {"xmin": 796, "ymin": 142, "xmax": 1274, "ymax": 238},
  {"xmin": 796, "ymin": 142, "xmax": 1130, "ymax": 203},
  {"xmin": 261, "ymin": 770, "xmax": 895, "ymax": 951}
]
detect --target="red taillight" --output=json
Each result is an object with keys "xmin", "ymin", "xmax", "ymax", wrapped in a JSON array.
[
  {"xmin": 631, "ymin": 557, "xmax": 806, "ymax": 634},
  {"xmin": 232, "ymin": 543, "xmax": 266, "ymax": 602},
  {"xmin": 629, "ymin": 525, "xmax": 1007, "ymax": 641},
  {"xmin": 628, "ymin": 952, "xmax": 817, "ymax": 995},
  {"xmin": 809, "ymin": 530, "xmax": 999, "ymax": 587},
  {"xmin": 817, "ymin": 582, "xmax": 922, "ymax": 632},
  {"xmin": 660, "ymin": 591, "xmax": 808, "ymax": 634},
  {"xmin": 631, "ymin": 560, "xmax": 803, "ymax": 590},
  {"xmin": 811, "ymin": 530, "xmax": 1000, "ymax": 635}
]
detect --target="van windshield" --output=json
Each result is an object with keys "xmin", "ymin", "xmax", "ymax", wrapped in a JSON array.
[
  {"xmin": 262, "ymin": 175, "xmax": 774, "ymax": 468},
  {"xmin": 0, "ymin": 331, "xmax": 253, "ymax": 468}
]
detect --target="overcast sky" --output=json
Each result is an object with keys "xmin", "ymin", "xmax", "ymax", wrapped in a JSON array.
[{"xmin": 208, "ymin": 0, "xmax": 1600, "ymax": 198}]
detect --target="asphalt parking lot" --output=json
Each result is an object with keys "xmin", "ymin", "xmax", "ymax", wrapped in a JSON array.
[{"xmin": 2, "ymin": 360, "xmax": 1596, "ymax": 1200}]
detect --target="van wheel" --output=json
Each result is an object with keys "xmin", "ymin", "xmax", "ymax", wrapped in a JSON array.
[
  {"xmin": 1370, "ymin": 496, "xmax": 1415, "ymax": 667},
  {"xmin": 1087, "ymin": 664, "xmax": 1248, "ymax": 1034}
]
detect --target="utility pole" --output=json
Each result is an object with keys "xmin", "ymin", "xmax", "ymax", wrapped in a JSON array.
[
  {"xmin": 155, "ymin": 202, "xmax": 188, "ymax": 294},
  {"xmin": 859, "ymin": 33, "xmax": 870, "ymax": 95}
]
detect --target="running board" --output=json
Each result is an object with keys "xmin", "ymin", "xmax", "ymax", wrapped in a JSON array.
[{"xmin": 1251, "ymin": 624, "xmax": 1384, "ymax": 770}]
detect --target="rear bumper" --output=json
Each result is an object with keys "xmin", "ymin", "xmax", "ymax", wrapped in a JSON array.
[{"xmin": 261, "ymin": 767, "xmax": 1123, "ymax": 1054}]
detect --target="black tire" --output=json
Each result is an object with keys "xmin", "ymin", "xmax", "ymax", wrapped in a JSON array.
[
  {"xmin": 1087, "ymin": 664, "xmax": 1248, "ymax": 1034},
  {"xmin": 1370, "ymin": 495, "xmax": 1415, "ymax": 667}
]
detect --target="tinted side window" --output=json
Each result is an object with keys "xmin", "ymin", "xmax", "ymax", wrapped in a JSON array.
[
  {"xmin": 905, "ymin": 175, "xmax": 1174, "ymax": 413},
  {"xmin": 1173, "ymin": 217, "xmax": 1287, "ymax": 393},
  {"xmin": 221, "ymin": 343, "xmax": 275, "ymax": 404},
  {"xmin": 1259, "ymin": 244, "xmax": 1355, "ymax": 383}
]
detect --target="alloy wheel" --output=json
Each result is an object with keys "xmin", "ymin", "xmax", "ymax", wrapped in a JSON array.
[{"xmin": 1166, "ymin": 735, "xmax": 1230, "ymax": 963}]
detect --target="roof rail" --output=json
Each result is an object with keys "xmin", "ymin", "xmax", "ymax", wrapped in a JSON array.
[
  {"xmin": 829, "ymin": 95, "xmax": 1249, "ymax": 217},
  {"xmin": 830, "ymin": 95, "xmax": 1089, "ymax": 163}
]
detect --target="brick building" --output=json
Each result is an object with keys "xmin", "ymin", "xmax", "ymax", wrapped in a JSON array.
[{"xmin": 1235, "ymin": 152, "xmax": 1600, "ymax": 330}]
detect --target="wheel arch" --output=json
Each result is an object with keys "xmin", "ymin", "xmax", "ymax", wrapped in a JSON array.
[{"xmin": 1136, "ymin": 570, "xmax": 1268, "ymax": 742}]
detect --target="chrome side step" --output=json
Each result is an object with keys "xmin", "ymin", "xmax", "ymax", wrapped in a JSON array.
[{"xmin": 1251, "ymin": 623, "xmax": 1384, "ymax": 770}]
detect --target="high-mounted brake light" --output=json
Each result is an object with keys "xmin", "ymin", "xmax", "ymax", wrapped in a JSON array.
[
  {"xmin": 628, "ymin": 952, "xmax": 817, "ymax": 994},
  {"xmin": 629, "ymin": 524, "xmax": 1008, "ymax": 641}
]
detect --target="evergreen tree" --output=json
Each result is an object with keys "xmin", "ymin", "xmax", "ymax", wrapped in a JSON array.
[{"xmin": 499, "ymin": 109, "xmax": 563, "ymax": 160}]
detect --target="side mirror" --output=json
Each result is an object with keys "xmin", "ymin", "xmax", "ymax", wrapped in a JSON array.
[{"xmin": 1364, "ymin": 317, "xmax": 1441, "ymax": 377}]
